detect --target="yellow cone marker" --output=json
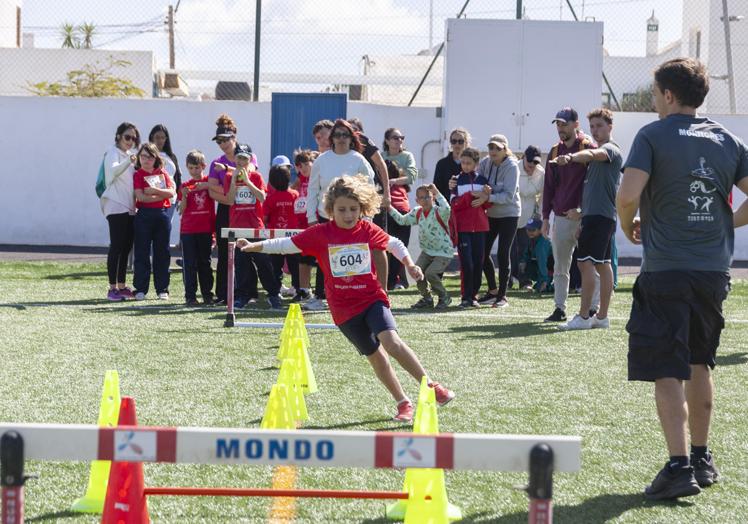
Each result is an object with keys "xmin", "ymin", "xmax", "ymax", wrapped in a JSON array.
[{"xmin": 261, "ymin": 384, "xmax": 295, "ymax": 430}]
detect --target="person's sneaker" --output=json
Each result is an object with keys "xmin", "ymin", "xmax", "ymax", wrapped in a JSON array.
[
  {"xmin": 477, "ymin": 292, "xmax": 498, "ymax": 305},
  {"xmin": 175, "ymin": 258, "xmax": 183, "ymax": 268},
  {"xmin": 134, "ymin": 292, "xmax": 146, "ymax": 301},
  {"xmin": 267, "ymin": 295, "xmax": 283, "ymax": 310},
  {"xmin": 393, "ymin": 400, "xmax": 414, "ymax": 423},
  {"xmin": 644, "ymin": 463, "xmax": 701, "ymax": 500},
  {"xmin": 692, "ymin": 454, "xmax": 720, "ymax": 487},
  {"xmin": 458, "ymin": 299, "xmax": 479, "ymax": 308},
  {"xmin": 435, "ymin": 296, "xmax": 452, "ymax": 310},
  {"xmin": 591, "ymin": 315, "xmax": 610, "ymax": 329},
  {"xmin": 213, "ymin": 298, "xmax": 227, "ymax": 306},
  {"xmin": 203, "ymin": 295, "xmax": 215, "ymax": 306},
  {"xmin": 157, "ymin": 292, "xmax": 169, "ymax": 300},
  {"xmin": 280, "ymin": 285, "xmax": 296, "ymax": 297},
  {"xmin": 411, "ymin": 297, "xmax": 434, "ymax": 309},
  {"xmin": 107, "ymin": 289, "xmax": 124, "ymax": 302},
  {"xmin": 429, "ymin": 382, "xmax": 455, "ymax": 407},
  {"xmin": 185, "ymin": 299, "xmax": 200, "ymax": 307},
  {"xmin": 292, "ymin": 289, "xmax": 311, "ymax": 302},
  {"xmin": 118, "ymin": 287, "xmax": 135, "ymax": 299},
  {"xmin": 544, "ymin": 307, "xmax": 567, "ymax": 322},
  {"xmin": 559, "ymin": 314, "xmax": 593, "ymax": 331},
  {"xmin": 492, "ymin": 297, "xmax": 509, "ymax": 308},
  {"xmin": 234, "ymin": 298, "xmax": 248, "ymax": 309},
  {"xmin": 302, "ymin": 297, "xmax": 327, "ymax": 311}
]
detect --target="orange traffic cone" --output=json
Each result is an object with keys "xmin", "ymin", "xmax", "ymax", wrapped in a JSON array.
[{"xmin": 101, "ymin": 397, "xmax": 150, "ymax": 524}]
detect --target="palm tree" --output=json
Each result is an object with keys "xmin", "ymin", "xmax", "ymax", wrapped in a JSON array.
[
  {"xmin": 61, "ymin": 22, "xmax": 79, "ymax": 48},
  {"xmin": 79, "ymin": 22, "xmax": 96, "ymax": 49}
]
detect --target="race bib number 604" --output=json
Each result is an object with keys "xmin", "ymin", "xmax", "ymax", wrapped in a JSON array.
[{"xmin": 328, "ymin": 243, "xmax": 371, "ymax": 277}]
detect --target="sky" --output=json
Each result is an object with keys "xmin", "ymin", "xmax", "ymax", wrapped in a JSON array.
[{"xmin": 17, "ymin": 0, "xmax": 686, "ymax": 77}]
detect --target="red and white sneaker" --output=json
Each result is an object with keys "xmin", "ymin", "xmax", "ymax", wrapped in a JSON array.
[
  {"xmin": 393, "ymin": 400, "xmax": 414, "ymax": 423},
  {"xmin": 429, "ymin": 382, "xmax": 455, "ymax": 406}
]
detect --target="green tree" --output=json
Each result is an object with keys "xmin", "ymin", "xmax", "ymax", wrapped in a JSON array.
[
  {"xmin": 620, "ymin": 84, "xmax": 655, "ymax": 112},
  {"xmin": 26, "ymin": 57, "xmax": 146, "ymax": 98},
  {"xmin": 61, "ymin": 22, "xmax": 79, "ymax": 48},
  {"xmin": 79, "ymin": 22, "xmax": 96, "ymax": 49}
]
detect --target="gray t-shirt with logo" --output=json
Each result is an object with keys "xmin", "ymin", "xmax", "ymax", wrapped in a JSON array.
[
  {"xmin": 582, "ymin": 141, "xmax": 623, "ymax": 220},
  {"xmin": 624, "ymin": 114, "xmax": 748, "ymax": 272}
]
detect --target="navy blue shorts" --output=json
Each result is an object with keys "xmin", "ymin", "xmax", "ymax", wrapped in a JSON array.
[
  {"xmin": 338, "ymin": 301, "xmax": 397, "ymax": 356},
  {"xmin": 577, "ymin": 215, "xmax": 616, "ymax": 264}
]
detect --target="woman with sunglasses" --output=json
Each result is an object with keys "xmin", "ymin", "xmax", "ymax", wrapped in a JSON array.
[
  {"xmin": 100, "ymin": 122, "xmax": 140, "ymax": 301},
  {"xmin": 433, "ymin": 128, "xmax": 471, "ymax": 202},
  {"xmin": 382, "ymin": 128, "xmax": 417, "ymax": 290}
]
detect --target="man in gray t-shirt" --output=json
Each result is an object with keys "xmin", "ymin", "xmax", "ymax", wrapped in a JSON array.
[
  {"xmin": 555, "ymin": 108, "xmax": 621, "ymax": 331},
  {"xmin": 617, "ymin": 57, "xmax": 748, "ymax": 501}
]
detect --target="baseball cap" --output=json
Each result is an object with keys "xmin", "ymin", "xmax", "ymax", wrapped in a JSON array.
[
  {"xmin": 234, "ymin": 143, "xmax": 253, "ymax": 158},
  {"xmin": 526, "ymin": 218, "xmax": 543, "ymax": 230},
  {"xmin": 271, "ymin": 155, "xmax": 291, "ymax": 167},
  {"xmin": 487, "ymin": 134, "xmax": 508, "ymax": 150},
  {"xmin": 524, "ymin": 145, "xmax": 542, "ymax": 165},
  {"xmin": 551, "ymin": 107, "xmax": 578, "ymax": 124},
  {"xmin": 212, "ymin": 125, "xmax": 235, "ymax": 141}
]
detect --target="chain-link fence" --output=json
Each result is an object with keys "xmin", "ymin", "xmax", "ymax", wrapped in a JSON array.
[{"xmin": 2, "ymin": 0, "xmax": 746, "ymax": 112}]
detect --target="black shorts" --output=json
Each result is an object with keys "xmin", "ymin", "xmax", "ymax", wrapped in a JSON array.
[
  {"xmin": 577, "ymin": 215, "xmax": 616, "ymax": 264},
  {"xmin": 298, "ymin": 255, "xmax": 316, "ymax": 266},
  {"xmin": 338, "ymin": 301, "xmax": 397, "ymax": 356},
  {"xmin": 627, "ymin": 271, "xmax": 730, "ymax": 382}
]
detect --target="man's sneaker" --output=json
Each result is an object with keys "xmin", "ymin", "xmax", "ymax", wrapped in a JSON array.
[
  {"xmin": 393, "ymin": 400, "xmax": 414, "ymax": 423},
  {"xmin": 118, "ymin": 287, "xmax": 135, "ymax": 299},
  {"xmin": 644, "ymin": 464, "xmax": 701, "ymax": 500},
  {"xmin": 692, "ymin": 454, "xmax": 720, "ymax": 487},
  {"xmin": 267, "ymin": 295, "xmax": 283, "ymax": 310},
  {"xmin": 134, "ymin": 292, "xmax": 146, "ymax": 301},
  {"xmin": 544, "ymin": 307, "xmax": 567, "ymax": 322},
  {"xmin": 477, "ymin": 292, "xmax": 498, "ymax": 305},
  {"xmin": 203, "ymin": 295, "xmax": 215, "ymax": 305},
  {"xmin": 107, "ymin": 289, "xmax": 124, "ymax": 301},
  {"xmin": 280, "ymin": 285, "xmax": 296, "ymax": 297},
  {"xmin": 559, "ymin": 314, "xmax": 593, "ymax": 331},
  {"xmin": 591, "ymin": 315, "xmax": 610, "ymax": 329},
  {"xmin": 429, "ymin": 382, "xmax": 455, "ymax": 406},
  {"xmin": 302, "ymin": 297, "xmax": 327, "ymax": 311},
  {"xmin": 157, "ymin": 292, "xmax": 169, "ymax": 300},
  {"xmin": 435, "ymin": 296, "xmax": 452, "ymax": 310},
  {"xmin": 458, "ymin": 299, "xmax": 479, "ymax": 308},
  {"xmin": 185, "ymin": 299, "xmax": 200, "ymax": 307},
  {"xmin": 492, "ymin": 297, "xmax": 509, "ymax": 308},
  {"xmin": 411, "ymin": 297, "xmax": 434, "ymax": 309},
  {"xmin": 292, "ymin": 289, "xmax": 311, "ymax": 302}
]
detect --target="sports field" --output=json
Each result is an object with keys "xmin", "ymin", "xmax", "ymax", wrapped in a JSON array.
[{"xmin": 1, "ymin": 260, "xmax": 747, "ymax": 523}]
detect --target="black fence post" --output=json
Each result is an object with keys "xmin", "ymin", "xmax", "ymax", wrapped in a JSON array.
[{"xmin": 527, "ymin": 443, "xmax": 554, "ymax": 524}]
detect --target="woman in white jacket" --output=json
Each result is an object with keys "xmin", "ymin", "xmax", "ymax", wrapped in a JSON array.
[
  {"xmin": 511, "ymin": 145, "xmax": 545, "ymax": 288},
  {"xmin": 100, "ymin": 122, "xmax": 140, "ymax": 301}
]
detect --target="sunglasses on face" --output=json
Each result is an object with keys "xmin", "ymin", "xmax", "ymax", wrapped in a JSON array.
[
  {"xmin": 139, "ymin": 153, "xmax": 155, "ymax": 160},
  {"xmin": 450, "ymin": 138, "xmax": 465, "ymax": 145},
  {"xmin": 122, "ymin": 134, "xmax": 137, "ymax": 142},
  {"xmin": 332, "ymin": 132, "xmax": 351, "ymax": 139},
  {"xmin": 389, "ymin": 135, "xmax": 405, "ymax": 141}
]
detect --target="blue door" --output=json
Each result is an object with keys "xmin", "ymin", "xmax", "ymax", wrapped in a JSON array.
[{"xmin": 271, "ymin": 93, "xmax": 347, "ymax": 175}]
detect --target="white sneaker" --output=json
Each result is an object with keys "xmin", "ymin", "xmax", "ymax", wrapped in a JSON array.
[
  {"xmin": 302, "ymin": 297, "xmax": 327, "ymax": 311},
  {"xmin": 280, "ymin": 285, "xmax": 296, "ymax": 297},
  {"xmin": 157, "ymin": 292, "xmax": 169, "ymax": 300},
  {"xmin": 592, "ymin": 315, "xmax": 610, "ymax": 329},
  {"xmin": 558, "ymin": 314, "xmax": 593, "ymax": 331},
  {"xmin": 135, "ymin": 292, "xmax": 146, "ymax": 301}
]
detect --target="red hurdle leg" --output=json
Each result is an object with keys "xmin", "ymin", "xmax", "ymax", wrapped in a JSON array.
[
  {"xmin": 1, "ymin": 431, "xmax": 26, "ymax": 524},
  {"xmin": 224, "ymin": 235, "xmax": 236, "ymax": 327}
]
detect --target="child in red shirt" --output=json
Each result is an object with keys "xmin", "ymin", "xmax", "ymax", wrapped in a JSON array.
[
  {"xmin": 132, "ymin": 142, "xmax": 176, "ymax": 300},
  {"xmin": 225, "ymin": 143, "xmax": 282, "ymax": 309},
  {"xmin": 291, "ymin": 149, "xmax": 319, "ymax": 302},
  {"xmin": 178, "ymin": 150, "xmax": 215, "ymax": 306},
  {"xmin": 264, "ymin": 164, "xmax": 300, "ymax": 295},
  {"xmin": 237, "ymin": 175, "xmax": 455, "ymax": 423}
]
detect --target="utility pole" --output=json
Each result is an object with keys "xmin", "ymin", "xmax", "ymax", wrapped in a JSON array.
[
  {"xmin": 721, "ymin": 0, "xmax": 737, "ymax": 114},
  {"xmin": 516, "ymin": 0, "xmax": 522, "ymax": 20},
  {"xmin": 253, "ymin": 0, "xmax": 261, "ymax": 101},
  {"xmin": 168, "ymin": 4, "xmax": 175, "ymax": 69},
  {"xmin": 429, "ymin": 0, "xmax": 433, "ymax": 51}
]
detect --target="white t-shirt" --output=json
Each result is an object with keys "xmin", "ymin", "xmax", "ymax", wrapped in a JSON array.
[
  {"xmin": 306, "ymin": 149, "xmax": 375, "ymax": 222},
  {"xmin": 100, "ymin": 145, "xmax": 136, "ymax": 216}
]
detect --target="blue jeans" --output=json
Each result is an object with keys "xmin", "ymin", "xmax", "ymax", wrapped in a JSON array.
[
  {"xmin": 457, "ymin": 231, "xmax": 486, "ymax": 301},
  {"xmin": 134, "ymin": 207, "xmax": 172, "ymax": 295},
  {"xmin": 181, "ymin": 232, "xmax": 214, "ymax": 301}
]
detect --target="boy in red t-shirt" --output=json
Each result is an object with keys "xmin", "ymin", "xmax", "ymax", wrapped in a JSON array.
[
  {"xmin": 237, "ymin": 175, "xmax": 455, "ymax": 423},
  {"xmin": 178, "ymin": 150, "xmax": 216, "ymax": 306},
  {"xmin": 264, "ymin": 164, "xmax": 300, "ymax": 295},
  {"xmin": 225, "ymin": 143, "xmax": 282, "ymax": 309},
  {"xmin": 291, "ymin": 149, "xmax": 319, "ymax": 302}
]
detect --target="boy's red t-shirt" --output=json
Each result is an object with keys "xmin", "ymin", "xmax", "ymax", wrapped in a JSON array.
[
  {"xmin": 224, "ymin": 170, "xmax": 267, "ymax": 229},
  {"xmin": 290, "ymin": 220, "xmax": 390, "ymax": 325},
  {"xmin": 293, "ymin": 173, "xmax": 310, "ymax": 229},
  {"xmin": 133, "ymin": 168, "xmax": 173, "ymax": 209},
  {"xmin": 264, "ymin": 188, "xmax": 299, "ymax": 229},
  {"xmin": 178, "ymin": 176, "xmax": 215, "ymax": 234}
]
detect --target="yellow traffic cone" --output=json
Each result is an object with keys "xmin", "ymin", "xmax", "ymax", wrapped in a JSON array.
[
  {"xmin": 278, "ymin": 359, "xmax": 308, "ymax": 422},
  {"xmin": 279, "ymin": 304, "xmax": 297, "ymax": 343},
  {"xmin": 261, "ymin": 384, "xmax": 295, "ymax": 430},
  {"xmin": 292, "ymin": 338, "xmax": 317, "ymax": 394},
  {"xmin": 70, "ymin": 370, "xmax": 121, "ymax": 513},
  {"xmin": 277, "ymin": 334, "xmax": 294, "ymax": 362},
  {"xmin": 403, "ymin": 468, "xmax": 458, "ymax": 524}
]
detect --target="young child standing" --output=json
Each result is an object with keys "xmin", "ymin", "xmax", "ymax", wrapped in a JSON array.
[
  {"xmin": 178, "ymin": 150, "xmax": 215, "ymax": 306},
  {"xmin": 132, "ymin": 142, "xmax": 176, "ymax": 300},
  {"xmin": 237, "ymin": 175, "xmax": 455, "ymax": 423},
  {"xmin": 389, "ymin": 183, "xmax": 453, "ymax": 309},
  {"xmin": 291, "ymin": 149, "xmax": 318, "ymax": 302},
  {"xmin": 264, "ymin": 164, "xmax": 300, "ymax": 296},
  {"xmin": 449, "ymin": 147, "xmax": 490, "ymax": 307},
  {"xmin": 225, "ymin": 143, "xmax": 282, "ymax": 309}
]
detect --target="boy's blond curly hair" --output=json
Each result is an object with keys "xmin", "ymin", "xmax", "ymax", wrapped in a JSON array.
[{"xmin": 324, "ymin": 175, "xmax": 382, "ymax": 218}]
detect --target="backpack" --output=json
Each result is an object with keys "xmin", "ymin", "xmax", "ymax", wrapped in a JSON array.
[
  {"xmin": 95, "ymin": 155, "xmax": 107, "ymax": 198},
  {"xmin": 416, "ymin": 207, "xmax": 457, "ymax": 247}
]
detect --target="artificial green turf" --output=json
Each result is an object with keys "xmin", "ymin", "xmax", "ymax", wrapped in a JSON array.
[{"xmin": 0, "ymin": 261, "xmax": 746, "ymax": 523}]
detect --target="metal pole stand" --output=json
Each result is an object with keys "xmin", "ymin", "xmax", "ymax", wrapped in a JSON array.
[
  {"xmin": 527, "ymin": 443, "xmax": 554, "ymax": 524},
  {"xmin": 1, "ymin": 431, "xmax": 27, "ymax": 524},
  {"xmin": 224, "ymin": 231, "xmax": 236, "ymax": 327}
]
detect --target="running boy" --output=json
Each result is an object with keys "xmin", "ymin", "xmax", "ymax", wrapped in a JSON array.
[
  {"xmin": 389, "ymin": 183, "xmax": 453, "ymax": 309},
  {"xmin": 178, "ymin": 150, "xmax": 215, "ymax": 305},
  {"xmin": 237, "ymin": 175, "xmax": 455, "ymax": 422}
]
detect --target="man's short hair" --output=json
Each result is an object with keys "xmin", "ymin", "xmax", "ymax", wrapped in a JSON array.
[
  {"xmin": 654, "ymin": 58, "xmax": 709, "ymax": 109},
  {"xmin": 587, "ymin": 108, "xmax": 613, "ymax": 125},
  {"xmin": 312, "ymin": 119, "xmax": 334, "ymax": 135}
]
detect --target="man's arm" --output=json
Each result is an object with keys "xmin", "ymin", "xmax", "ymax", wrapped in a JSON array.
[
  {"xmin": 733, "ymin": 177, "xmax": 748, "ymax": 228},
  {"xmin": 617, "ymin": 167, "xmax": 650, "ymax": 244},
  {"xmin": 556, "ymin": 148, "xmax": 609, "ymax": 166}
]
